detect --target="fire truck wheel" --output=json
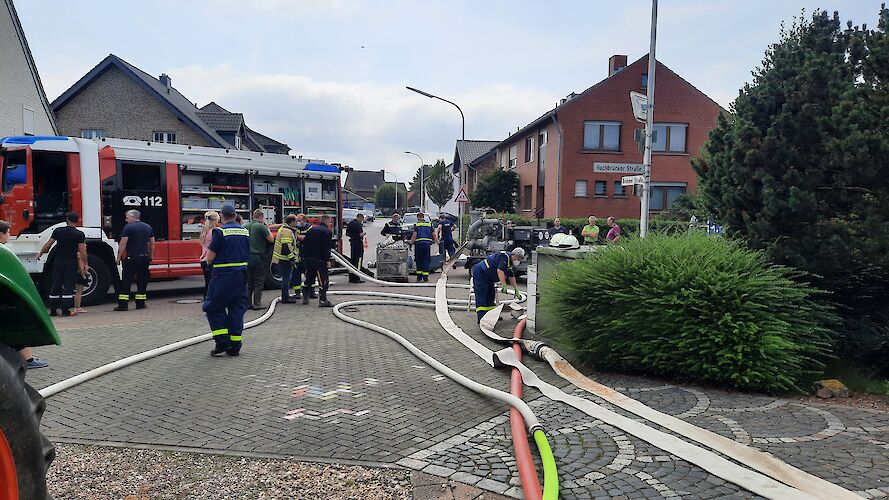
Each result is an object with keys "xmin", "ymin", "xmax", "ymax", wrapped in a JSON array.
[
  {"xmin": 263, "ymin": 260, "xmax": 283, "ymax": 290},
  {"xmin": 0, "ymin": 345, "xmax": 55, "ymax": 500},
  {"xmin": 80, "ymin": 254, "xmax": 111, "ymax": 307}
]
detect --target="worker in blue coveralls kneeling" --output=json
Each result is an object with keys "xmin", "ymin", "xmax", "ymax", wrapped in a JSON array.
[
  {"xmin": 203, "ymin": 204, "xmax": 250, "ymax": 357},
  {"xmin": 410, "ymin": 212, "xmax": 438, "ymax": 282},
  {"xmin": 471, "ymin": 247, "xmax": 524, "ymax": 323}
]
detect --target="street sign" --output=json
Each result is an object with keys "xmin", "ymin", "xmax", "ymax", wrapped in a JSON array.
[
  {"xmin": 454, "ymin": 188, "xmax": 470, "ymax": 203},
  {"xmin": 621, "ymin": 175, "xmax": 644, "ymax": 186},
  {"xmin": 593, "ymin": 162, "xmax": 644, "ymax": 174},
  {"xmin": 630, "ymin": 91, "xmax": 648, "ymax": 123}
]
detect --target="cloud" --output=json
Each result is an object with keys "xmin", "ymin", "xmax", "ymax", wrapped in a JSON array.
[{"xmin": 166, "ymin": 64, "xmax": 557, "ymax": 180}]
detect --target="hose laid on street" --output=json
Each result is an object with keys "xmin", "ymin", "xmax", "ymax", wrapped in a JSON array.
[{"xmin": 509, "ymin": 318, "xmax": 543, "ymax": 500}]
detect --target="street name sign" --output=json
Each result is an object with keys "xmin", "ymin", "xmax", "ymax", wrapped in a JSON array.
[
  {"xmin": 593, "ymin": 162, "xmax": 644, "ymax": 174},
  {"xmin": 621, "ymin": 175, "xmax": 644, "ymax": 186}
]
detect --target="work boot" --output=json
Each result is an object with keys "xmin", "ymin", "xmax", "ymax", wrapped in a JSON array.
[
  {"xmin": 309, "ymin": 289, "xmax": 318, "ymax": 299},
  {"xmin": 135, "ymin": 302, "xmax": 147, "ymax": 310},
  {"xmin": 210, "ymin": 347, "xmax": 227, "ymax": 357},
  {"xmin": 318, "ymin": 291, "xmax": 332, "ymax": 308},
  {"xmin": 113, "ymin": 305, "xmax": 128, "ymax": 312},
  {"xmin": 302, "ymin": 288, "xmax": 310, "ymax": 305}
]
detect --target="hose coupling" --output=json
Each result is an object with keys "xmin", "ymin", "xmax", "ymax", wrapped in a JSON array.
[
  {"xmin": 528, "ymin": 424, "xmax": 545, "ymax": 437},
  {"xmin": 520, "ymin": 340, "xmax": 549, "ymax": 360}
]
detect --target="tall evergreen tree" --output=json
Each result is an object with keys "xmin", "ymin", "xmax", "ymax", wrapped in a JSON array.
[
  {"xmin": 469, "ymin": 169, "xmax": 519, "ymax": 213},
  {"xmin": 695, "ymin": 8, "xmax": 889, "ymax": 370}
]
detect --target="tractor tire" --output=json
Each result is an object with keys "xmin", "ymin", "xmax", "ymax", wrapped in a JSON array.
[{"xmin": 0, "ymin": 344, "xmax": 55, "ymax": 500}]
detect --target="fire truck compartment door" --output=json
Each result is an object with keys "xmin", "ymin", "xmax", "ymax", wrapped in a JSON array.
[{"xmin": 2, "ymin": 148, "xmax": 35, "ymax": 236}]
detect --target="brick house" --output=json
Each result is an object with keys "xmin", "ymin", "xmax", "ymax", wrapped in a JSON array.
[
  {"xmin": 452, "ymin": 140, "xmax": 499, "ymax": 196},
  {"xmin": 495, "ymin": 54, "xmax": 724, "ymax": 219},
  {"xmin": 0, "ymin": 0, "xmax": 58, "ymax": 136},
  {"xmin": 344, "ymin": 169, "xmax": 386, "ymax": 202},
  {"xmin": 51, "ymin": 54, "xmax": 288, "ymax": 153}
]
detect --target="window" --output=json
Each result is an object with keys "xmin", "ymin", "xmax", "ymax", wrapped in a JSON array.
[
  {"xmin": 522, "ymin": 185, "xmax": 532, "ymax": 209},
  {"xmin": 649, "ymin": 184, "xmax": 687, "ymax": 211},
  {"xmin": 153, "ymin": 131, "xmax": 177, "ymax": 144},
  {"xmin": 539, "ymin": 130, "xmax": 547, "ymax": 145},
  {"xmin": 80, "ymin": 129, "xmax": 106, "ymax": 139},
  {"xmin": 642, "ymin": 73, "xmax": 648, "ymax": 89},
  {"xmin": 3, "ymin": 151, "xmax": 26, "ymax": 192},
  {"xmin": 122, "ymin": 163, "xmax": 162, "ymax": 191},
  {"xmin": 583, "ymin": 121, "xmax": 620, "ymax": 151},
  {"xmin": 651, "ymin": 123, "xmax": 687, "ymax": 153},
  {"xmin": 508, "ymin": 144, "xmax": 517, "ymax": 168},
  {"xmin": 22, "ymin": 106, "xmax": 35, "ymax": 136},
  {"xmin": 574, "ymin": 180, "xmax": 588, "ymax": 197},
  {"xmin": 524, "ymin": 136, "xmax": 534, "ymax": 162},
  {"xmin": 234, "ymin": 135, "xmax": 242, "ymax": 150},
  {"xmin": 594, "ymin": 180, "xmax": 607, "ymax": 196},
  {"xmin": 614, "ymin": 181, "xmax": 626, "ymax": 197}
]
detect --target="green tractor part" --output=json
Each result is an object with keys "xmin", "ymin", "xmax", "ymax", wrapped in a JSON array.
[{"xmin": 0, "ymin": 243, "xmax": 59, "ymax": 500}]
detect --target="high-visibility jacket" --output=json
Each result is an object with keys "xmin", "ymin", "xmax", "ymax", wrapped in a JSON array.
[
  {"xmin": 414, "ymin": 221, "xmax": 434, "ymax": 245},
  {"xmin": 272, "ymin": 225, "xmax": 296, "ymax": 264}
]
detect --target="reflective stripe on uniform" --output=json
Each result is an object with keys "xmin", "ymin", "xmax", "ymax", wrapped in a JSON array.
[
  {"xmin": 212, "ymin": 328, "xmax": 229, "ymax": 336},
  {"xmin": 213, "ymin": 261, "xmax": 248, "ymax": 268},
  {"xmin": 476, "ymin": 305, "xmax": 497, "ymax": 311},
  {"xmin": 118, "ymin": 294, "xmax": 130, "ymax": 300},
  {"xmin": 221, "ymin": 227, "xmax": 249, "ymax": 237},
  {"xmin": 135, "ymin": 294, "xmax": 147, "ymax": 300},
  {"xmin": 230, "ymin": 334, "xmax": 243, "ymax": 341}
]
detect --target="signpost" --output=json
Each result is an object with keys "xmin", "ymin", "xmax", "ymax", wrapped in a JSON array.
[
  {"xmin": 621, "ymin": 175, "xmax": 644, "ymax": 186},
  {"xmin": 638, "ymin": 0, "xmax": 658, "ymax": 238}
]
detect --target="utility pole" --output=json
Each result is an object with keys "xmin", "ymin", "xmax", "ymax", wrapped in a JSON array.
[{"xmin": 640, "ymin": 0, "xmax": 658, "ymax": 238}]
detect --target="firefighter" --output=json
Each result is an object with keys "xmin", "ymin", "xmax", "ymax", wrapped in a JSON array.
[
  {"xmin": 298, "ymin": 214, "xmax": 333, "ymax": 307},
  {"xmin": 203, "ymin": 205, "xmax": 250, "ymax": 356},
  {"xmin": 345, "ymin": 212, "xmax": 366, "ymax": 283},
  {"xmin": 471, "ymin": 247, "xmax": 524, "ymax": 323},
  {"xmin": 381, "ymin": 213, "xmax": 403, "ymax": 240},
  {"xmin": 114, "ymin": 209, "xmax": 155, "ymax": 311},
  {"xmin": 293, "ymin": 213, "xmax": 315, "ymax": 299},
  {"xmin": 271, "ymin": 214, "xmax": 299, "ymax": 303},
  {"xmin": 410, "ymin": 212, "xmax": 438, "ymax": 282},
  {"xmin": 436, "ymin": 215, "xmax": 457, "ymax": 259}
]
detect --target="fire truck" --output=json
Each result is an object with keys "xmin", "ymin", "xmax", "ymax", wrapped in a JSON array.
[{"xmin": 0, "ymin": 136, "xmax": 343, "ymax": 306}]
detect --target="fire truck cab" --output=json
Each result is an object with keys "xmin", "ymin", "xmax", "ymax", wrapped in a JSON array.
[{"xmin": 1, "ymin": 136, "xmax": 343, "ymax": 306}]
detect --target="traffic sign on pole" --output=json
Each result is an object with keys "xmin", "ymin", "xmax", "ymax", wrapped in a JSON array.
[{"xmin": 454, "ymin": 188, "xmax": 470, "ymax": 204}]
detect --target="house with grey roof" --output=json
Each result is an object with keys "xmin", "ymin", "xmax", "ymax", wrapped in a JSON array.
[
  {"xmin": 51, "ymin": 54, "xmax": 289, "ymax": 154},
  {"xmin": 344, "ymin": 169, "xmax": 386, "ymax": 202},
  {"xmin": 1, "ymin": 0, "xmax": 59, "ymax": 136},
  {"xmin": 452, "ymin": 139, "xmax": 498, "ymax": 196}
]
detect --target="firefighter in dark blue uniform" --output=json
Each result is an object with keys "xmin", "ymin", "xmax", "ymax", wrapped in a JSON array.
[
  {"xmin": 436, "ymin": 215, "xmax": 457, "ymax": 259},
  {"xmin": 298, "ymin": 214, "xmax": 333, "ymax": 307},
  {"xmin": 204, "ymin": 205, "xmax": 250, "ymax": 356},
  {"xmin": 410, "ymin": 212, "xmax": 438, "ymax": 282},
  {"xmin": 381, "ymin": 214, "xmax": 403, "ymax": 240},
  {"xmin": 471, "ymin": 248, "xmax": 525, "ymax": 323}
]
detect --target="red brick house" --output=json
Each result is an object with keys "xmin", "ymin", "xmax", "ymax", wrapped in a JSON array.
[{"xmin": 495, "ymin": 54, "xmax": 724, "ymax": 219}]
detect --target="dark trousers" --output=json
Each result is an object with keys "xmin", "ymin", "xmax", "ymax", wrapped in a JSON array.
[
  {"xmin": 117, "ymin": 255, "xmax": 150, "ymax": 308},
  {"xmin": 303, "ymin": 258, "xmax": 329, "ymax": 301},
  {"xmin": 349, "ymin": 241, "xmax": 364, "ymax": 281},
  {"xmin": 246, "ymin": 253, "xmax": 266, "ymax": 307},
  {"xmin": 472, "ymin": 264, "xmax": 496, "ymax": 323},
  {"xmin": 49, "ymin": 258, "xmax": 77, "ymax": 313},
  {"xmin": 415, "ymin": 243, "xmax": 431, "ymax": 279},
  {"xmin": 441, "ymin": 239, "xmax": 457, "ymax": 259},
  {"xmin": 277, "ymin": 260, "xmax": 302, "ymax": 301},
  {"xmin": 203, "ymin": 270, "xmax": 248, "ymax": 354},
  {"xmin": 201, "ymin": 261, "xmax": 212, "ymax": 297}
]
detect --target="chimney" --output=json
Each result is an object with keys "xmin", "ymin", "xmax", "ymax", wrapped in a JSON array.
[
  {"xmin": 608, "ymin": 55, "xmax": 628, "ymax": 76},
  {"xmin": 159, "ymin": 73, "xmax": 171, "ymax": 88}
]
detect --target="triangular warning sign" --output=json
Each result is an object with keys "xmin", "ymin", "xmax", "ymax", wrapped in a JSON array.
[{"xmin": 455, "ymin": 188, "xmax": 470, "ymax": 203}]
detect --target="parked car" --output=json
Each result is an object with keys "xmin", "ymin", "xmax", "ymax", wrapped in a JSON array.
[
  {"xmin": 359, "ymin": 209, "xmax": 374, "ymax": 222},
  {"xmin": 342, "ymin": 208, "xmax": 360, "ymax": 226}
]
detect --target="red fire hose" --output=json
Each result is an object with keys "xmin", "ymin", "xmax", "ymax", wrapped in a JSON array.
[{"xmin": 510, "ymin": 318, "xmax": 543, "ymax": 499}]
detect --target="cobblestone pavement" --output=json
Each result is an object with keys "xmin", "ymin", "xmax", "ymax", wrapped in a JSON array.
[{"xmin": 29, "ymin": 275, "xmax": 889, "ymax": 499}]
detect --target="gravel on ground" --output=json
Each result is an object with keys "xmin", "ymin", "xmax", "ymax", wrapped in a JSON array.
[{"xmin": 47, "ymin": 443, "xmax": 412, "ymax": 499}]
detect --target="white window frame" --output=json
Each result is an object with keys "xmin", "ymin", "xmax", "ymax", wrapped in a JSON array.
[
  {"xmin": 80, "ymin": 129, "xmax": 106, "ymax": 139},
  {"xmin": 583, "ymin": 121, "xmax": 621, "ymax": 151},
  {"xmin": 574, "ymin": 180, "xmax": 588, "ymax": 197},
  {"xmin": 235, "ymin": 135, "xmax": 242, "ymax": 150},
  {"xmin": 22, "ymin": 106, "xmax": 35, "ymax": 136},
  {"xmin": 649, "ymin": 182, "xmax": 688, "ymax": 211},
  {"xmin": 524, "ymin": 136, "xmax": 534, "ymax": 163},
  {"xmin": 508, "ymin": 144, "xmax": 517, "ymax": 168},
  {"xmin": 153, "ymin": 131, "xmax": 177, "ymax": 144}
]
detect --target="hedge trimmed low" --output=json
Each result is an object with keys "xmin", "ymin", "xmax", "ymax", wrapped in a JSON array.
[{"xmin": 539, "ymin": 233, "xmax": 836, "ymax": 393}]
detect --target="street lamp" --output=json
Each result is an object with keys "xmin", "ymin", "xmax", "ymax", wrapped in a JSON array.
[
  {"xmin": 404, "ymin": 151, "xmax": 425, "ymax": 213},
  {"xmin": 383, "ymin": 170, "xmax": 401, "ymax": 214},
  {"xmin": 406, "ymin": 85, "xmax": 466, "ymax": 240}
]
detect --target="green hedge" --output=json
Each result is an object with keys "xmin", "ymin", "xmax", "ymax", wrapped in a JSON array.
[{"xmin": 539, "ymin": 233, "xmax": 836, "ymax": 393}]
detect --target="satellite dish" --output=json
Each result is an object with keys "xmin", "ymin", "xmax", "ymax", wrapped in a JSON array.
[{"xmin": 630, "ymin": 91, "xmax": 648, "ymax": 123}]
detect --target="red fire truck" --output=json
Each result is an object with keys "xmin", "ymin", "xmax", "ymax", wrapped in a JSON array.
[{"xmin": 0, "ymin": 136, "xmax": 343, "ymax": 305}]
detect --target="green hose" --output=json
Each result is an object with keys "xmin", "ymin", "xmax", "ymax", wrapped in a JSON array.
[{"xmin": 533, "ymin": 429, "xmax": 560, "ymax": 500}]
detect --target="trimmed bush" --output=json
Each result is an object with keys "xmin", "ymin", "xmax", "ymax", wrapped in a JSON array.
[
  {"xmin": 539, "ymin": 233, "xmax": 836, "ymax": 393},
  {"xmin": 460, "ymin": 214, "xmax": 687, "ymax": 243}
]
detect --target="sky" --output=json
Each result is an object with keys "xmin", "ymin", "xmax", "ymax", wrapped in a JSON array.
[{"xmin": 16, "ymin": 0, "xmax": 885, "ymax": 183}]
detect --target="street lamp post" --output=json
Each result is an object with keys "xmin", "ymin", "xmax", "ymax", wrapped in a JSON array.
[
  {"xmin": 404, "ymin": 151, "xmax": 425, "ymax": 213},
  {"xmin": 406, "ymin": 86, "xmax": 465, "ymax": 241},
  {"xmin": 383, "ymin": 170, "xmax": 400, "ymax": 214}
]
